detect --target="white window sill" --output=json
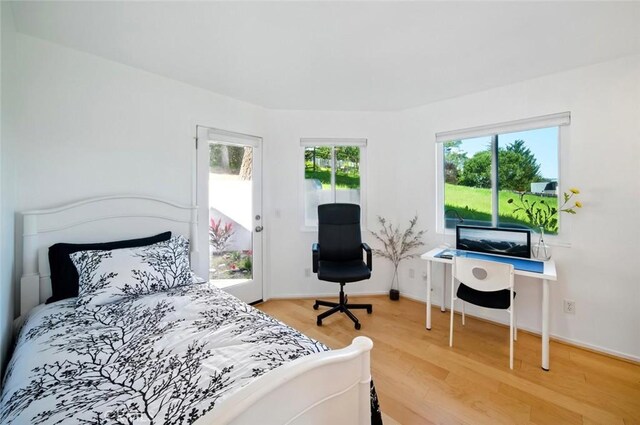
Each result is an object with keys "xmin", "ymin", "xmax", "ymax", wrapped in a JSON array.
[{"xmin": 536, "ymin": 236, "xmax": 572, "ymax": 249}]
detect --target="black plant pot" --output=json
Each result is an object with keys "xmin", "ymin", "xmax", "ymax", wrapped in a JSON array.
[{"xmin": 389, "ymin": 289, "xmax": 400, "ymax": 301}]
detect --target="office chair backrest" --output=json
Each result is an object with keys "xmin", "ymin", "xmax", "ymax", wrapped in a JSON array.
[
  {"xmin": 453, "ymin": 257, "xmax": 514, "ymax": 292},
  {"xmin": 318, "ymin": 203, "xmax": 363, "ymax": 262}
]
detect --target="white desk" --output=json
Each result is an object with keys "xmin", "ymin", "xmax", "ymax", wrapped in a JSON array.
[{"xmin": 420, "ymin": 247, "xmax": 558, "ymax": 371}]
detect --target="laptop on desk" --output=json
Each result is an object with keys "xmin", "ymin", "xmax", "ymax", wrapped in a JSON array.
[{"xmin": 435, "ymin": 225, "xmax": 543, "ymax": 274}]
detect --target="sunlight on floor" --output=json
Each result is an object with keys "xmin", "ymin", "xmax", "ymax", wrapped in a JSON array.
[
  {"xmin": 381, "ymin": 413, "xmax": 401, "ymax": 424},
  {"xmin": 210, "ymin": 278, "xmax": 251, "ymax": 289}
]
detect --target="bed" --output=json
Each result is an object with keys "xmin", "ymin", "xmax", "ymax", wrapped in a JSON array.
[{"xmin": 1, "ymin": 196, "xmax": 378, "ymax": 424}]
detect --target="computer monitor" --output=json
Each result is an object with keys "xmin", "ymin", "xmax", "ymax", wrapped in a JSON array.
[{"xmin": 456, "ymin": 225, "xmax": 531, "ymax": 259}]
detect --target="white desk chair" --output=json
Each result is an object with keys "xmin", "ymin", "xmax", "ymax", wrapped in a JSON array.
[{"xmin": 450, "ymin": 256, "xmax": 517, "ymax": 369}]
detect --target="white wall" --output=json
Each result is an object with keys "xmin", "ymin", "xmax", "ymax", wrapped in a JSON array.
[
  {"xmin": 265, "ymin": 109, "xmax": 414, "ymax": 300},
  {"xmin": 400, "ymin": 54, "xmax": 640, "ymax": 361},
  {"xmin": 265, "ymin": 55, "xmax": 640, "ymax": 361},
  {"xmin": 0, "ymin": 1, "xmax": 17, "ymax": 378},
  {"xmin": 10, "ymin": 34, "xmax": 267, "ymax": 299},
  {"xmin": 4, "ymin": 31, "xmax": 639, "ymax": 364}
]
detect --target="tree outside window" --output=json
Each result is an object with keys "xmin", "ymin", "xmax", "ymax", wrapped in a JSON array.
[
  {"xmin": 303, "ymin": 143, "xmax": 364, "ymax": 227},
  {"xmin": 443, "ymin": 127, "xmax": 559, "ymax": 234}
]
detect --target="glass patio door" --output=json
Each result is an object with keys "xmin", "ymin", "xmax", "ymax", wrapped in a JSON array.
[{"xmin": 198, "ymin": 126, "xmax": 263, "ymax": 304}]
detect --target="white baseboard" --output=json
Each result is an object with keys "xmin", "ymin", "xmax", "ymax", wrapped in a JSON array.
[
  {"xmin": 401, "ymin": 293, "xmax": 640, "ymax": 363},
  {"xmin": 548, "ymin": 334, "xmax": 640, "ymax": 363}
]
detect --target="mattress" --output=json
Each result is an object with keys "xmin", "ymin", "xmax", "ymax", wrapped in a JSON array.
[{"xmin": 1, "ymin": 282, "xmax": 335, "ymax": 424}]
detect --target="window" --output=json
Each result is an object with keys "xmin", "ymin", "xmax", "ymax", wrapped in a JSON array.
[
  {"xmin": 301, "ymin": 138, "xmax": 366, "ymax": 227},
  {"xmin": 437, "ymin": 113, "xmax": 569, "ymax": 235}
]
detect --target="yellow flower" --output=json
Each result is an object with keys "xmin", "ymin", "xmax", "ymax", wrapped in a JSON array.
[
  {"xmin": 575, "ymin": 201, "xmax": 583, "ymax": 208},
  {"xmin": 569, "ymin": 188, "xmax": 580, "ymax": 194}
]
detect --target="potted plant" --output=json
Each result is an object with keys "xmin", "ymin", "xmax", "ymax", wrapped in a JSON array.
[
  {"xmin": 370, "ymin": 215, "xmax": 427, "ymax": 300},
  {"xmin": 508, "ymin": 187, "xmax": 583, "ymax": 259}
]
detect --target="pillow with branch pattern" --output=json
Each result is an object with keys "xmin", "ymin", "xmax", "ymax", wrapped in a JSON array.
[{"xmin": 71, "ymin": 235, "xmax": 192, "ymax": 307}]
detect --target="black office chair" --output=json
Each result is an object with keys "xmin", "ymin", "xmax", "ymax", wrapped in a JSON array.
[{"xmin": 312, "ymin": 203, "xmax": 373, "ymax": 330}]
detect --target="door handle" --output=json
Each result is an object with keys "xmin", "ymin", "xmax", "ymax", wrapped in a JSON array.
[{"xmin": 255, "ymin": 226, "xmax": 264, "ymax": 233}]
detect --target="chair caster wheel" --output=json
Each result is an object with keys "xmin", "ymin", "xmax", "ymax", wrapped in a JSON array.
[
  {"xmin": 354, "ymin": 322, "xmax": 361, "ymax": 330},
  {"xmin": 317, "ymin": 319, "xmax": 322, "ymax": 326},
  {"xmin": 367, "ymin": 307, "xmax": 373, "ymax": 314},
  {"xmin": 313, "ymin": 303, "xmax": 319, "ymax": 310}
]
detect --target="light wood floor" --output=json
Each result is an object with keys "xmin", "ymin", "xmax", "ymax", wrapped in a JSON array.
[{"xmin": 256, "ymin": 295, "xmax": 640, "ymax": 425}]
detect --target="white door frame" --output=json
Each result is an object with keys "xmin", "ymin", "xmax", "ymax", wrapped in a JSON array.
[{"xmin": 195, "ymin": 125, "xmax": 264, "ymax": 303}]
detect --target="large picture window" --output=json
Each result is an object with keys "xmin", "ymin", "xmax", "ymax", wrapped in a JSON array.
[
  {"xmin": 301, "ymin": 139, "xmax": 366, "ymax": 227},
  {"xmin": 438, "ymin": 113, "xmax": 569, "ymax": 235}
]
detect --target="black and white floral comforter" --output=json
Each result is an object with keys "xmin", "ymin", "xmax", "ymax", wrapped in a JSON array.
[{"xmin": 0, "ymin": 283, "xmax": 381, "ymax": 425}]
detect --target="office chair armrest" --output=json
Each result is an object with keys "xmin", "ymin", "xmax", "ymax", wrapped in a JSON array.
[
  {"xmin": 361, "ymin": 243, "xmax": 372, "ymax": 271},
  {"xmin": 312, "ymin": 243, "xmax": 320, "ymax": 273}
]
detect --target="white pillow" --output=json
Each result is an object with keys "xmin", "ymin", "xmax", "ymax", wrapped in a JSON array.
[{"xmin": 71, "ymin": 235, "xmax": 192, "ymax": 307}]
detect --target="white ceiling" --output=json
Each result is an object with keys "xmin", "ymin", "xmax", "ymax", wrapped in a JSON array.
[{"xmin": 10, "ymin": 1, "xmax": 640, "ymax": 111}]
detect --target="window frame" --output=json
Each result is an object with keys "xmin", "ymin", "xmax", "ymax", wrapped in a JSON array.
[
  {"xmin": 435, "ymin": 113, "xmax": 571, "ymax": 245},
  {"xmin": 300, "ymin": 138, "xmax": 367, "ymax": 231}
]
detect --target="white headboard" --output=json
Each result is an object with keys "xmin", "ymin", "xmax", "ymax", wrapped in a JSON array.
[{"xmin": 20, "ymin": 195, "xmax": 198, "ymax": 318}]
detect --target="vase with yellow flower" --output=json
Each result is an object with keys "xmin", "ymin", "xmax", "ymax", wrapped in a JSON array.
[{"xmin": 508, "ymin": 187, "xmax": 583, "ymax": 260}]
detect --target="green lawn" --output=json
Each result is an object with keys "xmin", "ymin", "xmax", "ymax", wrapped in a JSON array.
[
  {"xmin": 305, "ymin": 166, "xmax": 360, "ymax": 189},
  {"xmin": 445, "ymin": 183, "xmax": 558, "ymax": 234}
]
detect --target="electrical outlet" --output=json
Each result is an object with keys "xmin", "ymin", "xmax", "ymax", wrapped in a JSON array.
[
  {"xmin": 409, "ymin": 268, "xmax": 415, "ymax": 278},
  {"xmin": 304, "ymin": 268, "xmax": 311, "ymax": 278},
  {"xmin": 563, "ymin": 299, "xmax": 576, "ymax": 314}
]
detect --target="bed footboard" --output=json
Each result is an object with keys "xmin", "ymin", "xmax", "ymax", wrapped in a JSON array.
[{"xmin": 197, "ymin": 336, "xmax": 374, "ymax": 425}]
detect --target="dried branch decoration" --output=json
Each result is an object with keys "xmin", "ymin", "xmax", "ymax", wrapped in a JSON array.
[{"xmin": 370, "ymin": 215, "xmax": 427, "ymax": 292}]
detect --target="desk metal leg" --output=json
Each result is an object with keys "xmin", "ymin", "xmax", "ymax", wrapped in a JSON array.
[
  {"xmin": 426, "ymin": 260, "xmax": 432, "ymax": 330},
  {"xmin": 441, "ymin": 266, "xmax": 446, "ymax": 312},
  {"xmin": 542, "ymin": 278, "xmax": 550, "ymax": 371}
]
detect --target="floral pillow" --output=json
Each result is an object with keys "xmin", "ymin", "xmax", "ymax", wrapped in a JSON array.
[{"xmin": 71, "ymin": 235, "xmax": 192, "ymax": 307}]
